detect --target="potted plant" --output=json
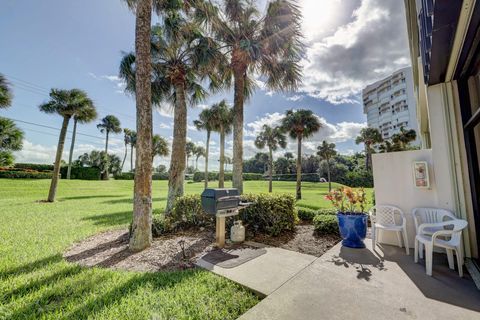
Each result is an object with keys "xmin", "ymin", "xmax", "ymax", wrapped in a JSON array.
[{"xmin": 325, "ymin": 187, "xmax": 368, "ymax": 248}]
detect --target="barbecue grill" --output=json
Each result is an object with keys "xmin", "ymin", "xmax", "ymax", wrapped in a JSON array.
[{"xmin": 201, "ymin": 188, "xmax": 251, "ymax": 247}]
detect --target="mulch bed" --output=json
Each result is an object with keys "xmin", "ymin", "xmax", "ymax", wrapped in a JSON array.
[{"xmin": 64, "ymin": 224, "xmax": 340, "ymax": 272}]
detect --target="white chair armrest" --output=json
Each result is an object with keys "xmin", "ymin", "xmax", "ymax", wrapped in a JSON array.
[{"xmin": 418, "ymin": 221, "xmax": 453, "ymax": 235}]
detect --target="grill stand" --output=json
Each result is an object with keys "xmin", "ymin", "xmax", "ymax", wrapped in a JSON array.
[{"xmin": 215, "ymin": 208, "xmax": 240, "ymax": 248}]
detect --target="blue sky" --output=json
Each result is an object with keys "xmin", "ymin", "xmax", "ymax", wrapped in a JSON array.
[{"xmin": 0, "ymin": 0, "xmax": 410, "ymax": 171}]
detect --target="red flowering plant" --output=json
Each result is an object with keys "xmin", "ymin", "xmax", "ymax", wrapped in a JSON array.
[{"xmin": 325, "ymin": 187, "xmax": 367, "ymax": 215}]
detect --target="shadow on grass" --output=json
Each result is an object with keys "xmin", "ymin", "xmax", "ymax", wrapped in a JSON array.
[
  {"xmin": 102, "ymin": 197, "xmax": 167, "ymax": 205},
  {"xmin": 81, "ymin": 211, "xmax": 132, "ymax": 227},
  {"xmin": 0, "ymin": 254, "xmax": 63, "ymax": 278},
  {"xmin": 60, "ymin": 195, "xmax": 125, "ymax": 201}
]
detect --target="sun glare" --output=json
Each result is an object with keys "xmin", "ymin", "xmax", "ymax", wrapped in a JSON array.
[{"xmin": 301, "ymin": 0, "xmax": 341, "ymax": 41}]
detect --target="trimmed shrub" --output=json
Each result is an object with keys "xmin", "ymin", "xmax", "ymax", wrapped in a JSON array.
[
  {"xmin": 169, "ymin": 194, "xmax": 214, "ymax": 229},
  {"xmin": 152, "ymin": 172, "xmax": 169, "ymax": 180},
  {"xmin": 313, "ymin": 214, "xmax": 339, "ymax": 235},
  {"xmin": 193, "ymin": 172, "xmax": 263, "ymax": 182},
  {"xmin": 115, "ymin": 172, "xmax": 170, "ymax": 180},
  {"xmin": 297, "ymin": 208, "xmax": 317, "ymax": 221},
  {"xmin": 243, "ymin": 173, "xmax": 263, "ymax": 181},
  {"xmin": 271, "ymin": 173, "xmax": 320, "ymax": 182},
  {"xmin": 14, "ymin": 163, "xmax": 54, "ymax": 171},
  {"xmin": 317, "ymin": 208, "xmax": 338, "ymax": 215},
  {"xmin": 241, "ymin": 193, "xmax": 298, "ymax": 236},
  {"xmin": 0, "ymin": 169, "xmax": 53, "ymax": 179},
  {"xmin": 60, "ymin": 166, "xmax": 101, "ymax": 180}
]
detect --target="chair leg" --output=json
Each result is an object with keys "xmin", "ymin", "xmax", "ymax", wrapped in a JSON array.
[
  {"xmin": 425, "ymin": 244, "xmax": 433, "ymax": 276},
  {"xmin": 446, "ymin": 249, "xmax": 454, "ymax": 270},
  {"xmin": 402, "ymin": 228, "xmax": 409, "ymax": 255},
  {"xmin": 456, "ymin": 246, "xmax": 463, "ymax": 277},
  {"xmin": 419, "ymin": 243, "xmax": 424, "ymax": 259},
  {"xmin": 371, "ymin": 225, "xmax": 376, "ymax": 249},
  {"xmin": 396, "ymin": 231, "xmax": 403, "ymax": 248},
  {"xmin": 414, "ymin": 239, "xmax": 418, "ymax": 263}
]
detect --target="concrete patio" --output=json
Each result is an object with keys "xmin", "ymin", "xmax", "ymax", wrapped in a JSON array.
[{"xmin": 199, "ymin": 240, "xmax": 480, "ymax": 319}]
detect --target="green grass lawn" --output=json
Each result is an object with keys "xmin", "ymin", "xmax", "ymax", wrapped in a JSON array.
[{"xmin": 0, "ymin": 179, "xmax": 372, "ymax": 319}]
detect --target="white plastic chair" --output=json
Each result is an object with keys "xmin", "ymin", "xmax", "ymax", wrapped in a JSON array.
[
  {"xmin": 414, "ymin": 219, "xmax": 468, "ymax": 277},
  {"xmin": 369, "ymin": 205, "xmax": 409, "ymax": 254},
  {"xmin": 412, "ymin": 208, "xmax": 456, "ymax": 259}
]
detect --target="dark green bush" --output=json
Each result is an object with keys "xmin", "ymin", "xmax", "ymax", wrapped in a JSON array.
[
  {"xmin": 240, "ymin": 193, "xmax": 298, "ymax": 236},
  {"xmin": 152, "ymin": 172, "xmax": 169, "ymax": 180},
  {"xmin": 0, "ymin": 170, "xmax": 53, "ymax": 179},
  {"xmin": 297, "ymin": 208, "xmax": 317, "ymax": 221},
  {"xmin": 313, "ymin": 214, "xmax": 339, "ymax": 235},
  {"xmin": 115, "ymin": 172, "xmax": 169, "ymax": 180},
  {"xmin": 168, "ymin": 194, "xmax": 214, "ymax": 229},
  {"xmin": 128, "ymin": 210, "xmax": 172, "ymax": 238},
  {"xmin": 60, "ymin": 166, "xmax": 101, "ymax": 180},
  {"xmin": 271, "ymin": 173, "xmax": 320, "ymax": 182},
  {"xmin": 339, "ymin": 170, "xmax": 373, "ymax": 188},
  {"xmin": 14, "ymin": 163, "xmax": 54, "ymax": 171},
  {"xmin": 193, "ymin": 172, "xmax": 262, "ymax": 182}
]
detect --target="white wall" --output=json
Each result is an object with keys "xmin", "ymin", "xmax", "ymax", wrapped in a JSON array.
[{"xmin": 372, "ymin": 149, "xmax": 456, "ymax": 246}]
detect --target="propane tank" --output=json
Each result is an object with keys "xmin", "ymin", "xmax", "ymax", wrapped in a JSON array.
[{"xmin": 230, "ymin": 220, "xmax": 245, "ymax": 243}]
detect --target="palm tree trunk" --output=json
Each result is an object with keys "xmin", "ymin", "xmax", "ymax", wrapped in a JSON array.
[
  {"xmin": 268, "ymin": 147, "xmax": 273, "ymax": 193},
  {"xmin": 129, "ymin": 0, "xmax": 153, "ymax": 252},
  {"xmin": 195, "ymin": 157, "xmax": 199, "ymax": 171},
  {"xmin": 296, "ymin": 136, "xmax": 302, "ymax": 200},
  {"xmin": 66, "ymin": 118, "xmax": 78, "ymax": 180},
  {"xmin": 121, "ymin": 142, "xmax": 128, "ymax": 172},
  {"xmin": 219, "ymin": 128, "xmax": 225, "ymax": 188},
  {"xmin": 47, "ymin": 116, "xmax": 70, "ymax": 202},
  {"xmin": 166, "ymin": 81, "xmax": 187, "ymax": 213},
  {"xmin": 365, "ymin": 144, "xmax": 370, "ymax": 171},
  {"xmin": 204, "ymin": 130, "xmax": 210, "ymax": 189},
  {"xmin": 327, "ymin": 156, "xmax": 332, "ymax": 192},
  {"xmin": 232, "ymin": 68, "xmax": 245, "ymax": 194},
  {"xmin": 103, "ymin": 131, "xmax": 110, "ymax": 180},
  {"xmin": 130, "ymin": 145, "xmax": 134, "ymax": 172}
]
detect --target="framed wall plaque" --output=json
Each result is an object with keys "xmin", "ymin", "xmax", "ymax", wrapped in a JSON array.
[{"xmin": 413, "ymin": 161, "xmax": 430, "ymax": 188}]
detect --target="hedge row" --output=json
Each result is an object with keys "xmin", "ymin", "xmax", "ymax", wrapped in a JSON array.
[
  {"xmin": 60, "ymin": 167, "xmax": 101, "ymax": 180},
  {"xmin": 313, "ymin": 215, "xmax": 339, "ymax": 235},
  {"xmin": 14, "ymin": 163, "xmax": 54, "ymax": 172},
  {"xmin": 271, "ymin": 173, "xmax": 321, "ymax": 182},
  {"xmin": 297, "ymin": 207, "xmax": 337, "ymax": 221},
  {"xmin": 114, "ymin": 172, "xmax": 169, "ymax": 180},
  {"xmin": 192, "ymin": 172, "xmax": 263, "ymax": 182},
  {"xmin": 0, "ymin": 170, "xmax": 53, "ymax": 179}
]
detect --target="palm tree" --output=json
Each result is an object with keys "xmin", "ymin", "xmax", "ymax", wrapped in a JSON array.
[
  {"xmin": 129, "ymin": 130, "xmax": 137, "ymax": 172},
  {"xmin": 185, "ymin": 141, "xmax": 196, "ymax": 169},
  {"xmin": 194, "ymin": 0, "xmax": 304, "ymax": 194},
  {"xmin": 152, "ymin": 134, "xmax": 169, "ymax": 164},
  {"xmin": 224, "ymin": 155, "xmax": 232, "ymax": 171},
  {"xmin": 39, "ymin": 89, "xmax": 94, "ymax": 202},
  {"xmin": 210, "ymin": 100, "xmax": 233, "ymax": 188},
  {"xmin": 67, "ymin": 104, "xmax": 97, "ymax": 179},
  {"xmin": 392, "ymin": 127, "xmax": 417, "ymax": 150},
  {"xmin": 97, "ymin": 115, "xmax": 122, "ymax": 179},
  {"xmin": 0, "ymin": 73, "xmax": 13, "ymax": 108},
  {"xmin": 194, "ymin": 107, "xmax": 216, "ymax": 188},
  {"xmin": 122, "ymin": 0, "xmax": 155, "ymax": 251},
  {"xmin": 254, "ymin": 124, "xmax": 287, "ymax": 192},
  {"xmin": 194, "ymin": 146, "xmax": 205, "ymax": 171},
  {"xmin": 120, "ymin": 16, "xmax": 223, "ymax": 213},
  {"xmin": 121, "ymin": 128, "xmax": 132, "ymax": 172},
  {"xmin": 317, "ymin": 141, "xmax": 337, "ymax": 192},
  {"xmin": 355, "ymin": 127, "xmax": 383, "ymax": 171},
  {"xmin": 0, "ymin": 117, "xmax": 24, "ymax": 166},
  {"xmin": 281, "ymin": 109, "xmax": 321, "ymax": 200}
]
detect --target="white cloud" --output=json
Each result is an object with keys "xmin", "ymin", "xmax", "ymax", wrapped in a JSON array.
[
  {"xmin": 287, "ymin": 95, "xmax": 304, "ymax": 102},
  {"xmin": 299, "ymin": 0, "xmax": 410, "ymax": 104},
  {"xmin": 155, "ymin": 105, "xmax": 174, "ymax": 118},
  {"xmin": 158, "ymin": 122, "xmax": 171, "ymax": 129},
  {"xmin": 89, "ymin": 72, "xmax": 127, "ymax": 92}
]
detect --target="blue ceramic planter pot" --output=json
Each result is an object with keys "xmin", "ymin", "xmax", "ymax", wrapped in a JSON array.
[{"xmin": 336, "ymin": 213, "xmax": 368, "ymax": 248}]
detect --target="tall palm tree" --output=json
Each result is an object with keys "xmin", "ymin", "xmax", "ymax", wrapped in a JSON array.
[
  {"xmin": 210, "ymin": 100, "xmax": 233, "ymax": 188},
  {"xmin": 185, "ymin": 141, "xmax": 196, "ymax": 169},
  {"xmin": 317, "ymin": 140, "xmax": 337, "ymax": 192},
  {"xmin": 152, "ymin": 134, "xmax": 169, "ymax": 164},
  {"xmin": 355, "ymin": 127, "xmax": 383, "ymax": 171},
  {"xmin": 120, "ymin": 15, "xmax": 224, "ymax": 213},
  {"xmin": 123, "ymin": 0, "xmax": 154, "ymax": 251},
  {"xmin": 129, "ymin": 130, "xmax": 137, "ymax": 172},
  {"xmin": 194, "ymin": 107, "xmax": 216, "ymax": 188},
  {"xmin": 281, "ymin": 109, "xmax": 321, "ymax": 200},
  {"xmin": 194, "ymin": 0, "xmax": 304, "ymax": 194},
  {"xmin": 67, "ymin": 104, "xmax": 97, "ymax": 179},
  {"xmin": 0, "ymin": 73, "xmax": 13, "ymax": 108},
  {"xmin": 121, "ymin": 128, "xmax": 133, "ymax": 172},
  {"xmin": 97, "ymin": 115, "xmax": 122, "ymax": 179},
  {"xmin": 0, "ymin": 117, "xmax": 24, "ymax": 166},
  {"xmin": 194, "ymin": 145, "xmax": 205, "ymax": 171},
  {"xmin": 39, "ymin": 89, "xmax": 94, "ymax": 202},
  {"xmin": 392, "ymin": 127, "xmax": 417, "ymax": 150},
  {"xmin": 254, "ymin": 124, "xmax": 287, "ymax": 192}
]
